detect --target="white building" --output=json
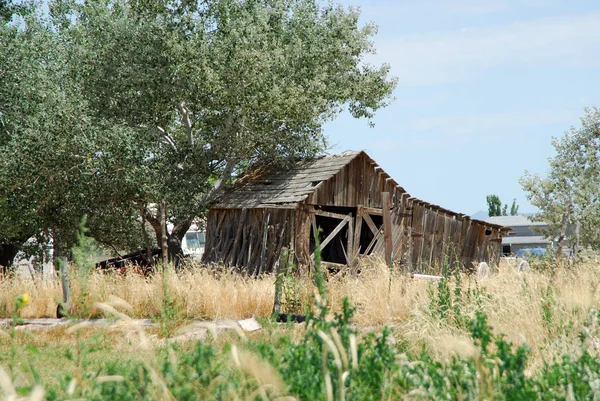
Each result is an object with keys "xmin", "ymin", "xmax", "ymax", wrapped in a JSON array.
[{"xmin": 485, "ymin": 215, "xmax": 550, "ymax": 255}]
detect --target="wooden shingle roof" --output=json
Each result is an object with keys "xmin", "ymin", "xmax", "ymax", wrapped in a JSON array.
[
  {"xmin": 211, "ymin": 151, "xmax": 361, "ymax": 209},
  {"xmin": 209, "ymin": 151, "xmax": 508, "ymax": 232}
]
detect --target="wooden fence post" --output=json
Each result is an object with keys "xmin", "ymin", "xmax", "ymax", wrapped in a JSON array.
[
  {"xmin": 272, "ymin": 248, "xmax": 288, "ymax": 316},
  {"xmin": 57, "ymin": 256, "xmax": 71, "ymax": 318},
  {"xmin": 382, "ymin": 192, "xmax": 393, "ymax": 266},
  {"xmin": 160, "ymin": 200, "xmax": 168, "ymax": 269}
]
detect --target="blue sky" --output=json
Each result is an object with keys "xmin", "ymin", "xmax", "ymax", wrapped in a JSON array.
[{"xmin": 324, "ymin": 0, "xmax": 600, "ymax": 216}]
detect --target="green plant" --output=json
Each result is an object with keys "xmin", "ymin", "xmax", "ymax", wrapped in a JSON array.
[
  {"xmin": 70, "ymin": 216, "xmax": 99, "ymax": 318},
  {"xmin": 281, "ymin": 261, "xmax": 304, "ymax": 315},
  {"xmin": 153, "ymin": 268, "xmax": 187, "ymax": 339},
  {"xmin": 540, "ymin": 285, "xmax": 555, "ymax": 331}
]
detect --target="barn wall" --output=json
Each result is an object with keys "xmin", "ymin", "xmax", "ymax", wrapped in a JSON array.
[
  {"xmin": 401, "ymin": 203, "xmax": 503, "ymax": 273},
  {"xmin": 202, "ymin": 207, "xmax": 296, "ymax": 274},
  {"xmin": 303, "ymin": 153, "xmax": 503, "ymax": 271}
]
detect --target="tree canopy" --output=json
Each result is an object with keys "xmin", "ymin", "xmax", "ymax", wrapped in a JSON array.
[
  {"xmin": 0, "ymin": 0, "xmax": 396, "ymax": 267},
  {"xmin": 520, "ymin": 107, "xmax": 600, "ymax": 250}
]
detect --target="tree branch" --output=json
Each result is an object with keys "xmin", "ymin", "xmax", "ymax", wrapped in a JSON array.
[
  {"xmin": 170, "ymin": 158, "xmax": 237, "ymax": 241},
  {"xmin": 178, "ymin": 103, "xmax": 194, "ymax": 147},
  {"xmin": 138, "ymin": 202, "xmax": 161, "ymax": 234},
  {"xmin": 157, "ymin": 126, "xmax": 177, "ymax": 151},
  {"xmin": 202, "ymin": 158, "xmax": 236, "ymax": 203}
]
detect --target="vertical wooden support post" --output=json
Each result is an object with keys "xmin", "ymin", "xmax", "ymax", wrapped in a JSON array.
[
  {"xmin": 258, "ymin": 212, "xmax": 270, "ymax": 275},
  {"xmin": 382, "ymin": 192, "xmax": 393, "ymax": 266},
  {"xmin": 160, "ymin": 200, "xmax": 168, "ymax": 270},
  {"xmin": 346, "ymin": 215, "xmax": 354, "ymax": 267},
  {"xmin": 406, "ymin": 226, "xmax": 413, "ymax": 274},
  {"xmin": 303, "ymin": 207, "xmax": 314, "ymax": 274},
  {"xmin": 351, "ymin": 206, "xmax": 363, "ymax": 274},
  {"xmin": 139, "ymin": 211, "xmax": 153, "ymax": 266},
  {"xmin": 60, "ymin": 256, "xmax": 70, "ymax": 305}
]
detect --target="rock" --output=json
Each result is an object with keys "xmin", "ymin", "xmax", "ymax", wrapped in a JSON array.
[
  {"xmin": 476, "ymin": 262, "xmax": 490, "ymax": 279},
  {"xmin": 238, "ymin": 317, "xmax": 262, "ymax": 331},
  {"xmin": 517, "ymin": 260, "xmax": 530, "ymax": 273}
]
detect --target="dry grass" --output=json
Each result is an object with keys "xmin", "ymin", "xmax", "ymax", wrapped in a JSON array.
[
  {"xmin": 0, "ymin": 268, "xmax": 275, "ymax": 320},
  {"xmin": 3, "ymin": 257, "xmax": 600, "ymax": 369}
]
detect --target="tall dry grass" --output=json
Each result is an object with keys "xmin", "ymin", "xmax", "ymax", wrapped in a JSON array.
[
  {"xmin": 0, "ymin": 268, "xmax": 275, "ymax": 320},
  {"xmin": 3, "ymin": 258, "xmax": 600, "ymax": 368}
]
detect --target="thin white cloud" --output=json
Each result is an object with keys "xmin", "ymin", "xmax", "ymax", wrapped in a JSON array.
[
  {"xmin": 407, "ymin": 108, "xmax": 575, "ymax": 135},
  {"xmin": 369, "ymin": 12, "xmax": 600, "ymax": 86},
  {"xmin": 377, "ymin": 0, "xmax": 510, "ymax": 16},
  {"xmin": 371, "ymin": 108, "xmax": 576, "ymax": 150},
  {"xmin": 354, "ymin": 0, "xmax": 558, "ymax": 25}
]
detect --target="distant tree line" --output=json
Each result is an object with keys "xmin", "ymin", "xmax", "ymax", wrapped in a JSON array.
[{"xmin": 486, "ymin": 195, "xmax": 519, "ymax": 217}]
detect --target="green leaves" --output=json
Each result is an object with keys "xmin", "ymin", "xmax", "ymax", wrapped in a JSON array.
[
  {"xmin": 1, "ymin": 0, "xmax": 396, "ymax": 262},
  {"xmin": 520, "ymin": 107, "xmax": 600, "ymax": 249},
  {"xmin": 0, "ymin": 4, "xmax": 149, "ymax": 255}
]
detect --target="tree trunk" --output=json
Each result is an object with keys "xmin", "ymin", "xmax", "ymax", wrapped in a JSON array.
[
  {"xmin": 168, "ymin": 234, "xmax": 185, "ymax": 269},
  {"xmin": 572, "ymin": 220, "xmax": 581, "ymax": 261},
  {"xmin": 138, "ymin": 206, "xmax": 153, "ymax": 266},
  {"xmin": 0, "ymin": 242, "xmax": 22, "ymax": 274},
  {"xmin": 139, "ymin": 158, "xmax": 237, "ymax": 269},
  {"xmin": 556, "ymin": 203, "xmax": 570, "ymax": 258},
  {"xmin": 159, "ymin": 200, "xmax": 169, "ymax": 269},
  {"xmin": 59, "ymin": 256, "xmax": 70, "ymax": 304}
]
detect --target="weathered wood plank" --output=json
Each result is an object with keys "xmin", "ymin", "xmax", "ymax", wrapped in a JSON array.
[
  {"xmin": 364, "ymin": 228, "xmax": 384, "ymax": 255},
  {"xmin": 313, "ymin": 209, "xmax": 349, "ymax": 220},
  {"xmin": 346, "ymin": 216, "xmax": 354, "ymax": 267},
  {"xmin": 258, "ymin": 212, "xmax": 270, "ymax": 275},
  {"xmin": 363, "ymin": 213, "xmax": 379, "ymax": 235},
  {"xmin": 351, "ymin": 206, "xmax": 363, "ymax": 273},
  {"xmin": 382, "ymin": 192, "xmax": 393, "ymax": 266},
  {"xmin": 362, "ymin": 206, "xmax": 383, "ymax": 216}
]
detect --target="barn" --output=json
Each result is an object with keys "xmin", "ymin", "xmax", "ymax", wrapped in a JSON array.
[{"xmin": 202, "ymin": 151, "xmax": 508, "ymax": 275}]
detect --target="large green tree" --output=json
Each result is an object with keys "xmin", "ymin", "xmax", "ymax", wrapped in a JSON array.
[
  {"xmin": 520, "ymin": 107, "xmax": 600, "ymax": 253},
  {"xmin": 57, "ymin": 0, "xmax": 397, "ymax": 262},
  {"xmin": 0, "ymin": 4, "xmax": 150, "ymax": 268}
]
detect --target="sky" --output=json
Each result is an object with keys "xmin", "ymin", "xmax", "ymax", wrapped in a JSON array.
[{"xmin": 323, "ymin": 0, "xmax": 600, "ymax": 217}]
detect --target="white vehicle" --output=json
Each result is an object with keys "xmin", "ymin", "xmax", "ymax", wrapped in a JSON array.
[{"xmin": 181, "ymin": 230, "xmax": 206, "ymax": 258}]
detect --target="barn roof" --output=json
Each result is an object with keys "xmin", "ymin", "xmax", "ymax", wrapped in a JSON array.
[
  {"xmin": 210, "ymin": 151, "xmax": 507, "ymax": 230},
  {"xmin": 211, "ymin": 151, "xmax": 361, "ymax": 209}
]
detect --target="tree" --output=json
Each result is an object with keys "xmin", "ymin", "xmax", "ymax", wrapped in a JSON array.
[
  {"xmin": 509, "ymin": 199, "xmax": 519, "ymax": 216},
  {"xmin": 486, "ymin": 195, "xmax": 519, "ymax": 217},
  {"xmin": 57, "ymin": 0, "xmax": 397, "ymax": 263},
  {"xmin": 486, "ymin": 195, "xmax": 502, "ymax": 217},
  {"xmin": 520, "ymin": 107, "xmax": 600, "ymax": 254},
  {"xmin": 0, "ymin": 4, "xmax": 150, "ymax": 269},
  {"xmin": 0, "ymin": 6, "xmax": 63, "ymax": 268}
]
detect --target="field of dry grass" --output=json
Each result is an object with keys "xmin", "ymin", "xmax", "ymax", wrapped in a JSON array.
[{"xmin": 2, "ymin": 255, "xmax": 600, "ymax": 370}]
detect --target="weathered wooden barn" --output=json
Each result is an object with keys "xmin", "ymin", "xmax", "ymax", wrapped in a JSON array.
[{"xmin": 203, "ymin": 151, "xmax": 508, "ymax": 274}]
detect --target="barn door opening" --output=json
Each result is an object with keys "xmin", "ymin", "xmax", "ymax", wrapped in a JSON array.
[
  {"xmin": 356, "ymin": 213, "xmax": 383, "ymax": 256},
  {"xmin": 309, "ymin": 206, "xmax": 355, "ymax": 265}
]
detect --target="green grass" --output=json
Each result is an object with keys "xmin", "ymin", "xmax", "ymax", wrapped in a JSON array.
[
  {"xmin": 4, "ymin": 242, "xmax": 600, "ymax": 399},
  {"xmin": 3, "ymin": 299, "xmax": 600, "ymax": 400}
]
